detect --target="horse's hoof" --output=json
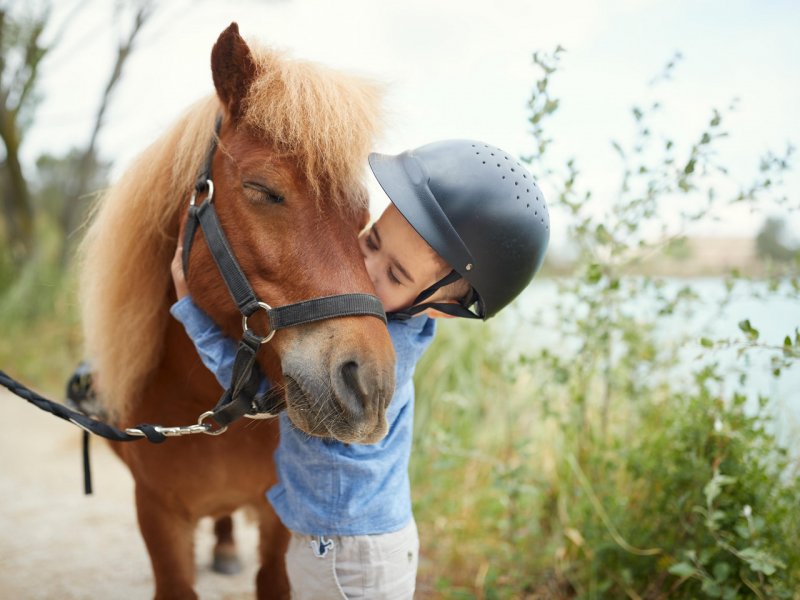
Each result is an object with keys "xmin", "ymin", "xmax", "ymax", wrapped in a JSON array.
[{"xmin": 213, "ymin": 551, "xmax": 243, "ymax": 575}]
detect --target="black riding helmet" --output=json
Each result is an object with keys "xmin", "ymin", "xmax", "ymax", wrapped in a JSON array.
[{"xmin": 368, "ymin": 139, "xmax": 549, "ymax": 320}]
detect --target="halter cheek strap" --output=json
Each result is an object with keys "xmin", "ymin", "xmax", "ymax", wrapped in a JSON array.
[
  {"xmin": 387, "ymin": 269, "xmax": 482, "ymax": 321},
  {"xmin": 182, "ymin": 116, "xmax": 221, "ymax": 277}
]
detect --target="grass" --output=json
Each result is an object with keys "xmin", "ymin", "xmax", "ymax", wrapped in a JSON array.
[
  {"xmin": 0, "ymin": 223, "xmax": 82, "ymax": 394},
  {"xmin": 410, "ymin": 309, "xmax": 800, "ymax": 598},
  {"xmin": 3, "ymin": 254, "xmax": 798, "ymax": 598}
]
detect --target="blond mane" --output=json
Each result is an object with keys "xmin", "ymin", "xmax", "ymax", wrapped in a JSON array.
[{"xmin": 80, "ymin": 45, "xmax": 383, "ymax": 418}]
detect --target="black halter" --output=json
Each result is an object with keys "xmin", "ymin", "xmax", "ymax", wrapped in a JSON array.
[
  {"xmin": 0, "ymin": 117, "xmax": 387, "ymax": 494},
  {"xmin": 181, "ymin": 116, "xmax": 387, "ymax": 428}
]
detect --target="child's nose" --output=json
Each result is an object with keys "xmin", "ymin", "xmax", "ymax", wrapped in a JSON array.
[{"xmin": 362, "ymin": 255, "xmax": 379, "ymax": 288}]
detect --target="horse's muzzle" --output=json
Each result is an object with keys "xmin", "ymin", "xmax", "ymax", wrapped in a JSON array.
[{"xmin": 281, "ymin": 355, "xmax": 393, "ymax": 444}]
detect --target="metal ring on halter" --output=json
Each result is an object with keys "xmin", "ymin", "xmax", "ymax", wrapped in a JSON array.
[
  {"xmin": 197, "ymin": 411, "xmax": 228, "ymax": 436},
  {"xmin": 242, "ymin": 301, "xmax": 275, "ymax": 344},
  {"xmin": 189, "ymin": 179, "xmax": 215, "ymax": 206}
]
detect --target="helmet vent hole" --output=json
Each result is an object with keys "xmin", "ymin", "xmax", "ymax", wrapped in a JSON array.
[
  {"xmin": 510, "ymin": 168, "xmax": 515, "ymax": 172},
  {"xmin": 482, "ymin": 161, "xmax": 486, "ymax": 164},
  {"xmin": 497, "ymin": 163, "xmax": 501, "ymax": 167},
  {"xmin": 502, "ymin": 175, "xmax": 506, "ymax": 179}
]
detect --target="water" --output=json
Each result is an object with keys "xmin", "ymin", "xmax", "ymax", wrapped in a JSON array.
[{"xmin": 496, "ymin": 277, "xmax": 800, "ymax": 446}]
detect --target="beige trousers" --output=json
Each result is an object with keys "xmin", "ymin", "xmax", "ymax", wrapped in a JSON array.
[{"xmin": 285, "ymin": 519, "xmax": 419, "ymax": 600}]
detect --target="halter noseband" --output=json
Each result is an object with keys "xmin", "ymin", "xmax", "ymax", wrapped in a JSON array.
[{"xmin": 182, "ymin": 116, "xmax": 387, "ymax": 429}]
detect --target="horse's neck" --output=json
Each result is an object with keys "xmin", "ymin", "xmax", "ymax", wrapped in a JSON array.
[
  {"xmin": 138, "ymin": 302, "xmax": 283, "ymax": 425},
  {"xmin": 133, "ymin": 316, "xmax": 223, "ymax": 424}
]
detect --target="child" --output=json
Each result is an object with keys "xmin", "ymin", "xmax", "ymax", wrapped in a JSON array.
[{"xmin": 170, "ymin": 139, "xmax": 549, "ymax": 599}]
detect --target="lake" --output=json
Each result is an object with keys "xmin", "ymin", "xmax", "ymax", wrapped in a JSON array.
[{"xmin": 496, "ymin": 277, "xmax": 800, "ymax": 448}]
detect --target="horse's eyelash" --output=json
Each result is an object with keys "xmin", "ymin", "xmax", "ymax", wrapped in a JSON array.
[{"xmin": 243, "ymin": 181, "xmax": 284, "ymax": 204}]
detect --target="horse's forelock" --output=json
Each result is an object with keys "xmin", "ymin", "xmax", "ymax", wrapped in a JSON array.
[{"xmin": 241, "ymin": 45, "xmax": 383, "ymax": 213}]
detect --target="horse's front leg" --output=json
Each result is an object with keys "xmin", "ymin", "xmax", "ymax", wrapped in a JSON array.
[
  {"xmin": 256, "ymin": 503, "xmax": 290, "ymax": 600},
  {"xmin": 135, "ymin": 484, "xmax": 198, "ymax": 600}
]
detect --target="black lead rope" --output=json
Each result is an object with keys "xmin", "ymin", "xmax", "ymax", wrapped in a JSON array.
[
  {"xmin": 0, "ymin": 369, "xmax": 165, "ymax": 495},
  {"xmin": 0, "ymin": 370, "xmax": 146, "ymax": 442},
  {"xmin": 82, "ymin": 431, "xmax": 92, "ymax": 495}
]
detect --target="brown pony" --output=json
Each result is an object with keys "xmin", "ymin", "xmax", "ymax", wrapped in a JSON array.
[{"xmin": 79, "ymin": 23, "xmax": 395, "ymax": 599}]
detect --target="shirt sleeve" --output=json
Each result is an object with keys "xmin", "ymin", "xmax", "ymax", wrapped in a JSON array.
[{"xmin": 170, "ymin": 296, "xmax": 269, "ymax": 393}]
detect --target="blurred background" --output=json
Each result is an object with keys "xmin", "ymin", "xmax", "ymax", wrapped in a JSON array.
[{"xmin": 1, "ymin": 0, "xmax": 798, "ymax": 598}]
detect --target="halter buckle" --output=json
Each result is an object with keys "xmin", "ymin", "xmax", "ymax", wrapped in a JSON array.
[
  {"xmin": 242, "ymin": 301, "xmax": 275, "ymax": 344},
  {"xmin": 189, "ymin": 179, "xmax": 215, "ymax": 206}
]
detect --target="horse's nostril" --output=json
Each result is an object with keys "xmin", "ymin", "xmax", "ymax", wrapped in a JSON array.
[
  {"xmin": 336, "ymin": 359, "xmax": 374, "ymax": 420},
  {"xmin": 341, "ymin": 361, "xmax": 361, "ymax": 394}
]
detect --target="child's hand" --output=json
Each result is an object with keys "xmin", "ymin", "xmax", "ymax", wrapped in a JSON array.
[{"xmin": 171, "ymin": 242, "xmax": 189, "ymax": 300}]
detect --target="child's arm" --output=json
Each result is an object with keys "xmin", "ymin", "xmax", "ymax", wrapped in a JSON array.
[
  {"xmin": 170, "ymin": 243, "xmax": 269, "ymax": 392},
  {"xmin": 170, "ymin": 296, "xmax": 244, "ymax": 389}
]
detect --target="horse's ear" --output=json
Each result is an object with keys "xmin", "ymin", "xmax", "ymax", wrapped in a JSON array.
[{"xmin": 211, "ymin": 22, "xmax": 256, "ymax": 122}]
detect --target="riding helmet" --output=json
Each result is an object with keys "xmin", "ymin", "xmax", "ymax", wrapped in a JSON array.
[{"xmin": 368, "ymin": 139, "xmax": 550, "ymax": 319}]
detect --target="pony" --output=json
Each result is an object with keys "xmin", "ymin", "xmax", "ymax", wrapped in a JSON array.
[{"xmin": 78, "ymin": 23, "xmax": 395, "ymax": 599}]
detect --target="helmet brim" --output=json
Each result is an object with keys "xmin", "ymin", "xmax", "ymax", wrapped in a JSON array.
[
  {"xmin": 369, "ymin": 140, "xmax": 550, "ymax": 320},
  {"xmin": 368, "ymin": 151, "xmax": 476, "ymax": 282}
]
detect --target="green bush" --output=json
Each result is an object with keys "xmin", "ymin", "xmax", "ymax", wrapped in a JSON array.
[{"xmin": 410, "ymin": 48, "xmax": 799, "ymax": 598}]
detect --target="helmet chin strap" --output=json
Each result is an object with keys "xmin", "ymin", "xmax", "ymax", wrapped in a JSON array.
[{"xmin": 387, "ymin": 269, "xmax": 482, "ymax": 321}]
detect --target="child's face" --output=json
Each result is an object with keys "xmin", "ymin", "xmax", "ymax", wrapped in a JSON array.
[{"xmin": 359, "ymin": 204, "xmax": 447, "ymax": 313}]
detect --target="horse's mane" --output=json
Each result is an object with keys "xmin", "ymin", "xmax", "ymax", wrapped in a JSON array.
[{"xmin": 79, "ymin": 45, "xmax": 383, "ymax": 418}]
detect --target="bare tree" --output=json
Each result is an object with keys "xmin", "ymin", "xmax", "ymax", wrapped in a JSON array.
[
  {"xmin": 0, "ymin": 5, "xmax": 47, "ymax": 265},
  {"xmin": 0, "ymin": 1, "xmax": 83, "ymax": 269},
  {"xmin": 0, "ymin": 0, "xmax": 154, "ymax": 272},
  {"xmin": 59, "ymin": 0, "xmax": 154, "ymax": 264}
]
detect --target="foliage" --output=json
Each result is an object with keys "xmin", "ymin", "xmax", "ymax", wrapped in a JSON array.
[
  {"xmin": 0, "ymin": 216, "xmax": 81, "ymax": 391},
  {"xmin": 411, "ymin": 49, "xmax": 799, "ymax": 598},
  {"xmin": 1, "ymin": 0, "xmax": 153, "ymax": 273},
  {"xmin": 755, "ymin": 217, "xmax": 798, "ymax": 263},
  {"xmin": 0, "ymin": 1, "xmax": 50, "ymax": 264},
  {"xmin": 1, "ymin": 1, "xmax": 154, "ymax": 390}
]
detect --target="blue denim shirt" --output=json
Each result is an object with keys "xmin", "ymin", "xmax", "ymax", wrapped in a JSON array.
[{"xmin": 170, "ymin": 296, "xmax": 435, "ymax": 535}]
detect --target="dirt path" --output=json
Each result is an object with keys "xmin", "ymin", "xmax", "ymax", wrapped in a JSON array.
[{"xmin": 0, "ymin": 389, "xmax": 261, "ymax": 599}]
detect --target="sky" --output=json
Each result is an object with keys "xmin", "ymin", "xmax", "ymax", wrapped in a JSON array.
[{"xmin": 17, "ymin": 0, "xmax": 800, "ymax": 245}]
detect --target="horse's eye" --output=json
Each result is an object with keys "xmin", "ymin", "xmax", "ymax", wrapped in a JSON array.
[{"xmin": 243, "ymin": 181, "xmax": 285, "ymax": 205}]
